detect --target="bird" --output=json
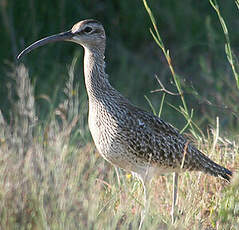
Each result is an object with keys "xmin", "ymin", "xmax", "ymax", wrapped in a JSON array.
[{"xmin": 17, "ymin": 19, "xmax": 232, "ymax": 229}]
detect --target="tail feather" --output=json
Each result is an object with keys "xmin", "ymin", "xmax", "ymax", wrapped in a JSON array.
[{"xmin": 195, "ymin": 149, "xmax": 232, "ymax": 182}]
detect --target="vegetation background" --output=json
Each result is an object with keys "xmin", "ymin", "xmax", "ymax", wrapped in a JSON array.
[
  {"xmin": 0, "ymin": 0, "xmax": 238, "ymax": 229},
  {"xmin": 0, "ymin": 0, "xmax": 238, "ymax": 132}
]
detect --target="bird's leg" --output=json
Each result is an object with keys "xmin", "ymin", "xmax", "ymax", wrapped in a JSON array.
[
  {"xmin": 114, "ymin": 166, "xmax": 121, "ymax": 187},
  {"xmin": 171, "ymin": 172, "xmax": 178, "ymax": 223},
  {"xmin": 138, "ymin": 179, "xmax": 148, "ymax": 230},
  {"xmin": 138, "ymin": 170, "xmax": 152, "ymax": 230}
]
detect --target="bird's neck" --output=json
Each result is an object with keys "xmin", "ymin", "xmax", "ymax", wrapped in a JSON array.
[{"xmin": 83, "ymin": 47, "xmax": 112, "ymax": 101}]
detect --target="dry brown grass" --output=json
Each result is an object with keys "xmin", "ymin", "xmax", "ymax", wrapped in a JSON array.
[{"xmin": 0, "ymin": 64, "xmax": 238, "ymax": 230}]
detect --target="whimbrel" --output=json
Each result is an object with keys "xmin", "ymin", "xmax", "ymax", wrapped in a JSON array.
[{"xmin": 18, "ymin": 19, "xmax": 232, "ymax": 228}]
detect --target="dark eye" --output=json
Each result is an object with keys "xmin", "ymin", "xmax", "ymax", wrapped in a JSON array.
[{"xmin": 83, "ymin": 26, "xmax": 92, "ymax": 33}]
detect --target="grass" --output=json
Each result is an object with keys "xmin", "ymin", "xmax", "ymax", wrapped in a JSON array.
[
  {"xmin": 209, "ymin": 0, "xmax": 239, "ymax": 89},
  {"xmin": 0, "ymin": 1, "xmax": 239, "ymax": 229},
  {"xmin": 1, "ymin": 0, "xmax": 239, "ymax": 131},
  {"xmin": 0, "ymin": 61, "xmax": 238, "ymax": 229}
]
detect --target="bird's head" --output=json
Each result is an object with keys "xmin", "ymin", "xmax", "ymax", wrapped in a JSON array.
[{"xmin": 17, "ymin": 19, "xmax": 105, "ymax": 59}]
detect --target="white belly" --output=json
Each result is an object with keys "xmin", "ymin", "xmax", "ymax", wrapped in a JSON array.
[{"xmin": 88, "ymin": 102, "xmax": 181, "ymax": 181}]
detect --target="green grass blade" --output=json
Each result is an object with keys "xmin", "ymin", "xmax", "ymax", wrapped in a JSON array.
[
  {"xmin": 209, "ymin": 0, "xmax": 239, "ymax": 89},
  {"xmin": 158, "ymin": 93, "xmax": 166, "ymax": 118},
  {"xmin": 144, "ymin": 95, "xmax": 157, "ymax": 115}
]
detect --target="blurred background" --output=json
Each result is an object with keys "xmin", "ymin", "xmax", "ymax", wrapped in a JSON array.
[{"xmin": 0, "ymin": 0, "xmax": 238, "ymax": 135}]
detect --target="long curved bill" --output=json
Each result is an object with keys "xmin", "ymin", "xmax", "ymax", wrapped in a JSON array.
[{"xmin": 17, "ymin": 30, "xmax": 73, "ymax": 59}]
